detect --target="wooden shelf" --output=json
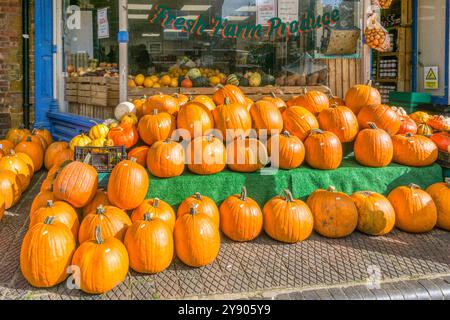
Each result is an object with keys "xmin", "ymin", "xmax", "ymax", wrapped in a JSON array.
[{"xmin": 375, "ymin": 78, "xmax": 398, "ymax": 83}]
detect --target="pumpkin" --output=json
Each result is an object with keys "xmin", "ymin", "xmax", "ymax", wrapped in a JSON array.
[
  {"xmin": 44, "ymin": 141, "xmax": 69, "ymax": 170},
  {"xmin": 287, "ymin": 90, "xmax": 329, "ymax": 116},
  {"xmin": 177, "ymin": 101, "xmax": 214, "ymax": 138},
  {"xmin": 69, "ymin": 133, "xmax": 91, "ymax": 151},
  {"xmin": 147, "ymin": 139, "xmax": 185, "ymax": 178},
  {"xmin": 30, "ymin": 190, "xmax": 54, "ymax": 216},
  {"xmin": 88, "ymin": 121, "xmax": 109, "ymax": 140},
  {"xmin": 23, "ymin": 133, "xmax": 48, "ymax": 150},
  {"xmin": 387, "ymin": 184, "xmax": 437, "ymax": 233},
  {"xmin": 108, "ymin": 123, "xmax": 139, "ymax": 149},
  {"xmin": 186, "ymin": 135, "xmax": 227, "ymax": 175},
  {"xmin": 138, "ymin": 110, "xmax": 175, "ymax": 146},
  {"xmin": 219, "ymin": 186, "xmax": 263, "ymax": 242},
  {"xmin": 174, "ymin": 205, "xmax": 220, "ymax": 267},
  {"xmin": 328, "ymin": 95, "xmax": 346, "ymax": 107},
  {"xmin": 6, "ymin": 127, "xmax": 31, "ymax": 145},
  {"xmin": 120, "ymin": 113, "xmax": 139, "ymax": 126},
  {"xmin": 410, "ymin": 111, "xmax": 432, "ymax": 125},
  {"xmin": 426, "ymin": 178, "xmax": 450, "ymax": 231},
  {"xmin": 427, "ymin": 115, "xmax": 450, "ymax": 132},
  {"xmin": 193, "ymin": 95, "xmax": 216, "ymax": 111},
  {"xmin": 173, "ymin": 93, "xmax": 189, "ymax": 107},
  {"xmin": 177, "ymin": 192, "xmax": 220, "ymax": 228},
  {"xmin": 29, "ymin": 200, "xmax": 80, "ymax": 239},
  {"xmin": 344, "ymin": 80, "xmax": 382, "ymax": 115},
  {"xmin": 143, "ymin": 94, "xmax": 180, "ymax": 115},
  {"xmin": 392, "ymin": 133, "xmax": 438, "ymax": 167},
  {"xmin": 82, "ymin": 189, "xmax": 111, "ymax": 218},
  {"xmin": 398, "ymin": 115, "xmax": 418, "ymax": 135},
  {"xmin": 16, "ymin": 152, "xmax": 35, "ymax": 176},
  {"xmin": 20, "ymin": 216, "xmax": 76, "ymax": 288},
  {"xmin": 0, "ymin": 140, "xmax": 15, "ymax": 154},
  {"xmin": 127, "ymin": 146, "xmax": 150, "ymax": 167},
  {"xmin": 71, "ymin": 225, "xmax": 129, "ymax": 294},
  {"xmin": 53, "ymin": 155, "xmax": 98, "ymax": 208},
  {"xmin": 107, "ymin": 158, "xmax": 149, "ymax": 210},
  {"xmin": 132, "ymin": 97, "xmax": 146, "ymax": 118},
  {"xmin": 212, "ymin": 84, "xmax": 247, "ymax": 106},
  {"xmin": 40, "ymin": 165, "xmax": 61, "ymax": 192},
  {"xmin": 430, "ymin": 132, "xmax": 450, "ymax": 152},
  {"xmin": 131, "ymin": 198, "xmax": 176, "ymax": 231},
  {"xmin": 262, "ymin": 92, "xmax": 287, "ymax": 112},
  {"xmin": 351, "ymin": 191, "xmax": 396, "ymax": 236},
  {"xmin": 212, "ymin": 97, "xmax": 252, "ymax": 141},
  {"xmin": 263, "ymin": 189, "xmax": 314, "ymax": 243},
  {"xmin": 248, "ymin": 72, "xmax": 262, "ymax": 87},
  {"xmin": 317, "ymin": 104, "xmax": 359, "ymax": 143},
  {"xmin": 245, "ymin": 97, "xmax": 254, "ymax": 111},
  {"xmin": 267, "ymin": 131, "xmax": 305, "ymax": 170},
  {"xmin": 181, "ymin": 78, "xmax": 193, "ymax": 88},
  {"xmin": 249, "ymin": 100, "xmax": 283, "ymax": 134},
  {"xmin": 0, "ymin": 170, "xmax": 22, "ymax": 209},
  {"xmin": 52, "ymin": 148, "xmax": 74, "ymax": 168},
  {"xmin": 304, "ymin": 129, "xmax": 342, "ymax": 170},
  {"xmin": 417, "ymin": 123, "xmax": 434, "ymax": 136},
  {"xmin": 226, "ymin": 136, "xmax": 268, "ymax": 173},
  {"xmin": 282, "ymin": 106, "xmax": 319, "ymax": 141},
  {"xmin": 357, "ymin": 104, "xmax": 401, "ymax": 136},
  {"xmin": 0, "ymin": 151, "xmax": 32, "ymax": 191},
  {"xmin": 14, "ymin": 136, "xmax": 44, "ymax": 172},
  {"xmin": 89, "ymin": 137, "xmax": 114, "ymax": 148},
  {"xmin": 33, "ymin": 128, "xmax": 53, "ymax": 147},
  {"xmin": 114, "ymin": 101, "xmax": 136, "ymax": 121},
  {"xmin": 78, "ymin": 205, "xmax": 132, "ymax": 243},
  {"xmin": 354, "ymin": 122, "xmax": 393, "ymax": 167},
  {"xmin": 307, "ymin": 186, "xmax": 358, "ymax": 238}
]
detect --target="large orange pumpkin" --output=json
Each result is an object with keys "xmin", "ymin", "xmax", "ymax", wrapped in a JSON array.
[
  {"xmin": 14, "ymin": 136, "xmax": 44, "ymax": 172},
  {"xmin": 212, "ymin": 84, "xmax": 247, "ymax": 106},
  {"xmin": 127, "ymin": 146, "xmax": 150, "ymax": 167},
  {"xmin": 108, "ymin": 123, "xmax": 139, "ymax": 149},
  {"xmin": 0, "ymin": 170, "xmax": 22, "ymax": 209},
  {"xmin": 187, "ymin": 135, "xmax": 227, "ymax": 175},
  {"xmin": 304, "ymin": 129, "xmax": 342, "ymax": 170},
  {"xmin": 177, "ymin": 101, "xmax": 214, "ymax": 138},
  {"xmin": 143, "ymin": 94, "xmax": 180, "ymax": 115},
  {"xmin": 282, "ymin": 106, "xmax": 319, "ymax": 141},
  {"xmin": 0, "ymin": 150, "xmax": 32, "ymax": 191},
  {"xmin": 138, "ymin": 110, "xmax": 175, "ymax": 146},
  {"xmin": 263, "ymin": 189, "xmax": 314, "ymax": 243},
  {"xmin": 354, "ymin": 122, "xmax": 393, "ymax": 167},
  {"xmin": 131, "ymin": 198, "xmax": 176, "ymax": 231},
  {"xmin": 82, "ymin": 189, "xmax": 110, "ymax": 218},
  {"xmin": 30, "ymin": 190, "xmax": 54, "ymax": 216},
  {"xmin": 193, "ymin": 95, "xmax": 216, "ymax": 111},
  {"xmin": 33, "ymin": 128, "xmax": 53, "ymax": 147},
  {"xmin": 388, "ymin": 184, "xmax": 437, "ymax": 233},
  {"xmin": 107, "ymin": 158, "xmax": 149, "ymax": 210},
  {"xmin": 307, "ymin": 186, "xmax": 358, "ymax": 238},
  {"xmin": 177, "ymin": 192, "xmax": 220, "ymax": 228},
  {"xmin": 426, "ymin": 179, "xmax": 450, "ymax": 231},
  {"xmin": 212, "ymin": 98, "xmax": 252, "ymax": 141},
  {"xmin": 391, "ymin": 133, "xmax": 438, "ymax": 167},
  {"xmin": 44, "ymin": 141, "xmax": 70, "ymax": 170},
  {"xmin": 147, "ymin": 139, "xmax": 185, "ymax": 178},
  {"xmin": 267, "ymin": 131, "xmax": 305, "ymax": 170},
  {"xmin": 317, "ymin": 104, "xmax": 359, "ymax": 143},
  {"xmin": 287, "ymin": 90, "xmax": 329, "ymax": 116},
  {"xmin": 249, "ymin": 100, "xmax": 283, "ymax": 134},
  {"xmin": 357, "ymin": 104, "xmax": 401, "ymax": 136},
  {"xmin": 226, "ymin": 136, "xmax": 268, "ymax": 173},
  {"xmin": 344, "ymin": 80, "xmax": 381, "ymax": 115}
]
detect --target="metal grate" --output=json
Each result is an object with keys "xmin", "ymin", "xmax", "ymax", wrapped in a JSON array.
[{"xmin": 74, "ymin": 146, "xmax": 127, "ymax": 173}]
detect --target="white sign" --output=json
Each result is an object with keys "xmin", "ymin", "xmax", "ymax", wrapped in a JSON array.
[
  {"xmin": 424, "ymin": 66, "xmax": 439, "ymax": 90},
  {"xmin": 97, "ymin": 8, "xmax": 109, "ymax": 39},
  {"xmin": 277, "ymin": 0, "xmax": 298, "ymax": 23},
  {"xmin": 257, "ymin": 0, "xmax": 276, "ymax": 25}
]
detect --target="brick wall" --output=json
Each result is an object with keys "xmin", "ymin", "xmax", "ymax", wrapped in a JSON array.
[{"xmin": 0, "ymin": 0, "xmax": 35, "ymax": 137}]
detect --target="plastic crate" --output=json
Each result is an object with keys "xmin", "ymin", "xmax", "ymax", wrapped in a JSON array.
[
  {"xmin": 389, "ymin": 91, "xmax": 431, "ymax": 104},
  {"xmin": 437, "ymin": 151, "xmax": 450, "ymax": 169},
  {"xmin": 74, "ymin": 146, "xmax": 127, "ymax": 173}
]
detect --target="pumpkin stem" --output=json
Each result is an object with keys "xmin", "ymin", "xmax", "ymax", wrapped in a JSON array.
[
  {"xmin": 405, "ymin": 133, "xmax": 414, "ymax": 138},
  {"xmin": 95, "ymin": 226, "xmax": 104, "ymax": 244},
  {"xmin": 368, "ymin": 122, "xmax": 378, "ymax": 130},
  {"xmin": 409, "ymin": 183, "xmax": 421, "ymax": 190},
  {"xmin": 240, "ymin": 186, "xmax": 247, "ymax": 201},
  {"xmin": 223, "ymin": 97, "xmax": 231, "ymax": 105},
  {"xmin": 282, "ymin": 131, "xmax": 291, "ymax": 137},
  {"xmin": 130, "ymin": 157, "xmax": 138, "ymax": 163},
  {"xmin": 194, "ymin": 192, "xmax": 202, "ymax": 200},
  {"xmin": 44, "ymin": 216, "xmax": 55, "ymax": 225},
  {"xmin": 152, "ymin": 109, "xmax": 159, "ymax": 115},
  {"xmin": 189, "ymin": 204, "xmax": 198, "ymax": 215},
  {"xmin": 83, "ymin": 153, "xmax": 92, "ymax": 164},
  {"xmin": 310, "ymin": 128, "xmax": 324, "ymax": 134},
  {"xmin": 26, "ymin": 136, "xmax": 32, "ymax": 142},
  {"xmin": 445, "ymin": 177, "xmax": 450, "ymax": 187},
  {"xmin": 327, "ymin": 186, "xmax": 337, "ymax": 192},
  {"xmin": 46, "ymin": 200, "xmax": 54, "ymax": 208},
  {"xmin": 270, "ymin": 92, "xmax": 277, "ymax": 98},
  {"xmin": 96, "ymin": 205, "xmax": 105, "ymax": 215},
  {"xmin": 153, "ymin": 198, "xmax": 159, "ymax": 208},
  {"xmin": 205, "ymin": 135, "xmax": 213, "ymax": 143},
  {"xmin": 216, "ymin": 84, "xmax": 224, "ymax": 89},
  {"xmin": 361, "ymin": 191, "xmax": 373, "ymax": 197},
  {"xmin": 283, "ymin": 189, "xmax": 295, "ymax": 202},
  {"xmin": 330, "ymin": 103, "xmax": 338, "ymax": 108},
  {"xmin": 144, "ymin": 212, "xmax": 153, "ymax": 221},
  {"xmin": 367, "ymin": 80, "xmax": 373, "ymax": 87}
]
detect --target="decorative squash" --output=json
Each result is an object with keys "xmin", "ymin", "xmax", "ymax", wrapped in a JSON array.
[
  {"xmin": 307, "ymin": 186, "xmax": 358, "ymax": 238},
  {"xmin": 262, "ymin": 92, "xmax": 287, "ymax": 113},
  {"xmin": 71, "ymin": 225, "xmax": 129, "ymax": 294},
  {"xmin": 317, "ymin": 104, "xmax": 359, "ymax": 143},
  {"xmin": 177, "ymin": 101, "xmax": 214, "ymax": 138},
  {"xmin": 30, "ymin": 190, "xmax": 54, "ymax": 216},
  {"xmin": 249, "ymin": 100, "xmax": 283, "ymax": 134},
  {"xmin": 282, "ymin": 106, "xmax": 319, "ymax": 141},
  {"xmin": 426, "ymin": 179, "xmax": 450, "ymax": 231},
  {"xmin": 0, "ymin": 140, "xmax": 15, "ymax": 154},
  {"xmin": 287, "ymin": 90, "xmax": 329, "ymax": 116},
  {"xmin": 147, "ymin": 139, "xmax": 185, "ymax": 178},
  {"xmin": 107, "ymin": 158, "xmax": 149, "ymax": 210},
  {"xmin": 44, "ymin": 141, "xmax": 69, "ymax": 170},
  {"xmin": 120, "ymin": 113, "xmax": 139, "ymax": 126},
  {"xmin": 30, "ymin": 200, "xmax": 79, "ymax": 239},
  {"xmin": 212, "ymin": 97, "xmax": 252, "ymax": 141},
  {"xmin": 53, "ymin": 155, "xmax": 98, "ymax": 208},
  {"xmin": 138, "ymin": 110, "xmax": 175, "ymax": 146},
  {"xmin": 212, "ymin": 84, "xmax": 247, "ymax": 106},
  {"xmin": 0, "ymin": 171, "xmax": 22, "ymax": 209},
  {"xmin": 430, "ymin": 132, "xmax": 450, "ymax": 152},
  {"xmin": 226, "ymin": 136, "xmax": 268, "ymax": 173},
  {"xmin": 108, "ymin": 123, "xmax": 139, "ymax": 149},
  {"xmin": 410, "ymin": 111, "xmax": 432, "ymax": 125},
  {"xmin": 20, "ymin": 216, "xmax": 76, "ymax": 288},
  {"xmin": 388, "ymin": 184, "xmax": 437, "ymax": 233},
  {"xmin": 143, "ymin": 94, "xmax": 180, "ymax": 115},
  {"xmin": 177, "ymin": 192, "xmax": 220, "ymax": 228},
  {"xmin": 219, "ymin": 186, "xmax": 263, "ymax": 242},
  {"xmin": 427, "ymin": 115, "xmax": 450, "ymax": 132},
  {"xmin": 398, "ymin": 116, "xmax": 418, "ymax": 135},
  {"xmin": 14, "ymin": 136, "xmax": 44, "ymax": 172},
  {"xmin": 263, "ymin": 189, "xmax": 314, "ymax": 243},
  {"xmin": 33, "ymin": 128, "xmax": 53, "ymax": 147},
  {"xmin": 69, "ymin": 133, "xmax": 91, "ymax": 151},
  {"xmin": 88, "ymin": 121, "xmax": 109, "ymax": 140},
  {"xmin": 6, "ymin": 127, "xmax": 31, "ymax": 145},
  {"xmin": 354, "ymin": 122, "xmax": 393, "ymax": 167},
  {"xmin": 357, "ymin": 104, "xmax": 401, "ymax": 136},
  {"xmin": 344, "ymin": 80, "xmax": 381, "ymax": 115},
  {"xmin": 186, "ymin": 135, "xmax": 227, "ymax": 175},
  {"xmin": 124, "ymin": 213, "xmax": 174, "ymax": 274},
  {"xmin": 392, "ymin": 133, "xmax": 438, "ymax": 167},
  {"xmin": 0, "ymin": 150, "xmax": 32, "ymax": 191},
  {"xmin": 82, "ymin": 189, "xmax": 110, "ymax": 218},
  {"xmin": 193, "ymin": 95, "xmax": 216, "ymax": 111},
  {"xmin": 78, "ymin": 205, "xmax": 132, "ymax": 243},
  {"xmin": 115, "ymin": 101, "xmax": 137, "ymax": 121},
  {"xmin": 174, "ymin": 205, "xmax": 220, "ymax": 267},
  {"xmin": 416, "ymin": 123, "xmax": 434, "ymax": 136},
  {"xmin": 351, "ymin": 191, "xmax": 396, "ymax": 236},
  {"xmin": 267, "ymin": 131, "xmax": 305, "ymax": 170},
  {"xmin": 131, "ymin": 198, "xmax": 176, "ymax": 231},
  {"xmin": 52, "ymin": 148, "xmax": 74, "ymax": 168},
  {"xmin": 127, "ymin": 146, "xmax": 150, "ymax": 167},
  {"xmin": 304, "ymin": 129, "xmax": 342, "ymax": 170}
]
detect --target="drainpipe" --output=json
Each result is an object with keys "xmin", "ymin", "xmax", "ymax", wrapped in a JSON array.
[{"xmin": 22, "ymin": 0, "xmax": 30, "ymax": 129}]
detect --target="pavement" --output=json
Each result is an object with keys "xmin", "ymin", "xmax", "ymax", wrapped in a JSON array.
[{"xmin": 0, "ymin": 171, "xmax": 449, "ymax": 300}]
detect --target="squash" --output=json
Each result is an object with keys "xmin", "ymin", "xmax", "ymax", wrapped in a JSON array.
[
  {"xmin": 143, "ymin": 94, "xmax": 180, "ymax": 115},
  {"xmin": 131, "ymin": 198, "xmax": 176, "ymax": 231},
  {"xmin": 88, "ymin": 121, "xmax": 109, "ymax": 140},
  {"xmin": 392, "ymin": 133, "xmax": 438, "ymax": 167},
  {"xmin": 114, "ymin": 101, "xmax": 136, "ymax": 121},
  {"xmin": 14, "ymin": 136, "xmax": 44, "ymax": 172},
  {"xmin": 226, "ymin": 74, "xmax": 240, "ymax": 86},
  {"xmin": 344, "ymin": 80, "xmax": 381, "ymax": 115},
  {"xmin": 426, "ymin": 179, "xmax": 450, "ymax": 231},
  {"xmin": 147, "ymin": 139, "xmax": 185, "ymax": 178},
  {"xmin": 354, "ymin": 122, "xmax": 393, "ymax": 167},
  {"xmin": 177, "ymin": 101, "xmax": 214, "ymax": 138},
  {"xmin": 417, "ymin": 123, "xmax": 434, "ymax": 136},
  {"xmin": 248, "ymin": 72, "xmax": 262, "ymax": 87},
  {"xmin": 187, "ymin": 68, "xmax": 202, "ymax": 80},
  {"xmin": 177, "ymin": 192, "xmax": 220, "ymax": 228},
  {"xmin": 69, "ymin": 133, "xmax": 92, "ymax": 151},
  {"xmin": 138, "ymin": 110, "xmax": 175, "ymax": 146},
  {"xmin": 120, "ymin": 113, "xmax": 139, "ymax": 126},
  {"xmin": 212, "ymin": 97, "xmax": 252, "ymax": 141},
  {"xmin": 226, "ymin": 136, "xmax": 268, "ymax": 173},
  {"xmin": 186, "ymin": 135, "xmax": 227, "ymax": 175},
  {"xmin": 192, "ymin": 76, "xmax": 209, "ymax": 87},
  {"xmin": 357, "ymin": 104, "xmax": 401, "ymax": 136},
  {"xmin": 304, "ymin": 129, "xmax": 342, "ymax": 170},
  {"xmin": 249, "ymin": 100, "xmax": 283, "ymax": 134},
  {"xmin": 410, "ymin": 111, "xmax": 431, "ymax": 125},
  {"xmin": 267, "ymin": 131, "xmax": 305, "ymax": 170},
  {"xmin": 82, "ymin": 189, "xmax": 111, "ymax": 218},
  {"xmin": 317, "ymin": 104, "xmax": 359, "ymax": 143},
  {"xmin": 287, "ymin": 90, "xmax": 329, "ymax": 116},
  {"xmin": 282, "ymin": 106, "xmax": 319, "ymax": 141}
]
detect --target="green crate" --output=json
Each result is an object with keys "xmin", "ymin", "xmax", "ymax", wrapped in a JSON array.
[{"xmin": 389, "ymin": 91, "xmax": 431, "ymax": 104}]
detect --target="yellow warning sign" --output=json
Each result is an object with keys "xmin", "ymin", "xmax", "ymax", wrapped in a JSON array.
[
  {"xmin": 424, "ymin": 66, "xmax": 438, "ymax": 90},
  {"xmin": 426, "ymin": 68, "xmax": 437, "ymax": 80}
]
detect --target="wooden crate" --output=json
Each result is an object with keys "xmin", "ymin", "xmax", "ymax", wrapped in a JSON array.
[{"xmin": 321, "ymin": 58, "xmax": 362, "ymax": 98}]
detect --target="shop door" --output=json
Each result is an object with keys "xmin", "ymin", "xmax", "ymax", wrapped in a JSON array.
[{"xmin": 415, "ymin": 0, "xmax": 449, "ymax": 104}]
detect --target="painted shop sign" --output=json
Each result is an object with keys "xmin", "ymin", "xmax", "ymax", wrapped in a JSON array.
[{"xmin": 148, "ymin": 5, "xmax": 340, "ymax": 40}]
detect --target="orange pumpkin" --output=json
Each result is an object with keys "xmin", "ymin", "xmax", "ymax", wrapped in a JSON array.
[
  {"xmin": 0, "ymin": 170, "xmax": 22, "ymax": 209},
  {"xmin": 282, "ymin": 106, "xmax": 319, "ymax": 141},
  {"xmin": 177, "ymin": 101, "xmax": 214, "ymax": 138},
  {"xmin": 212, "ymin": 98, "xmax": 252, "ymax": 141},
  {"xmin": 23, "ymin": 133, "xmax": 48, "ymax": 150},
  {"xmin": 398, "ymin": 116, "xmax": 418, "ymax": 135},
  {"xmin": 127, "ymin": 146, "xmax": 150, "ymax": 167},
  {"xmin": 391, "ymin": 133, "xmax": 438, "ymax": 167},
  {"xmin": 357, "ymin": 104, "xmax": 401, "ymax": 136},
  {"xmin": 108, "ymin": 123, "xmax": 139, "ymax": 149},
  {"xmin": 181, "ymin": 78, "xmax": 193, "ymax": 88},
  {"xmin": 226, "ymin": 136, "xmax": 268, "ymax": 173},
  {"xmin": 52, "ymin": 148, "xmax": 74, "ymax": 168},
  {"xmin": 193, "ymin": 95, "xmax": 216, "ymax": 111},
  {"xmin": 30, "ymin": 190, "xmax": 54, "ymax": 216},
  {"xmin": 287, "ymin": 90, "xmax": 329, "ymax": 116},
  {"xmin": 147, "ymin": 139, "xmax": 185, "ymax": 178},
  {"xmin": 33, "ymin": 128, "xmax": 53, "ymax": 147},
  {"xmin": 0, "ymin": 150, "xmax": 32, "ymax": 191},
  {"xmin": 173, "ymin": 93, "xmax": 189, "ymax": 107},
  {"xmin": 328, "ymin": 95, "xmax": 346, "ymax": 107},
  {"xmin": 138, "ymin": 110, "xmax": 175, "ymax": 146},
  {"xmin": 267, "ymin": 131, "xmax": 305, "ymax": 170},
  {"xmin": 131, "ymin": 198, "xmax": 176, "ymax": 231},
  {"xmin": 0, "ymin": 140, "xmax": 15, "ymax": 154},
  {"xmin": 249, "ymin": 100, "xmax": 283, "ymax": 134},
  {"xmin": 304, "ymin": 129, "xmax": 342, "ymax": 170},
  {"xmin": 177, "ymin": 192, "xmax": 220, "ymax": 228},
  {"xmin": 212, "ymin": 84, "xmax": 247, "ymax": 106},
  {"xmin": 143, "ymin": 94, "xmax": 180, "ymax": 115},
  {"xmin": 14, "ymin": 136, "xmax": 44, "ymax": 172},
  {"xmin": 6, "ymin": 127, "xmax": 31, "ymax": 145},
  {"xmin": 16, "ymin": 152, "xmax": 35, "ymax": 175},
  {"xmin": 430, "ymin": 132, "xmax": 450, "ymax": 152},
  {"xmin": 426, "ymin": 179, "xmax": 450, "ymax": 231},
  {"xmin": 132, "ymin": 97, "xmax": 146, "ymax": 118},
  {"xmin": 262, "ymin": 92, "xmax": 287, "ymax": 112},
  {"xmin": 317, "ymin": 104, "xmax": 359, "ymax": 143},
  {"xmin": 344, "ymin": 80, "xmax": 381, "ymax": 115},
  {"xmin": 44, "ymin": 141, "xmax": 70, "ymax": 170},
  {"xmin": 82, "ymin": 189, "xmax": 111, "ymax": 218},
  {"xmin": 354, "ymin": 122, "xmax": 393, "ymax": 167},
  {"xmin": 187, "ymin": 135, "xmax": 227, "ymax": 175}
]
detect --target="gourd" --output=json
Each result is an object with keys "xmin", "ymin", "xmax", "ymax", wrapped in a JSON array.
[
  {"xmin": 138, "ymin": 110, "xmax": 175, "ymax": 146},
  {"xmin": 177, "ymin": 192, "xmax": 220, "ymax": 228},
  {"xmin": 131, "ymin": 198, "xmax": 176, "ymax": 231},
  {"xmin": 267, "ymin": 131, "xmax": 305, "ymax": 170},
  {"xmin": 186, "ymin": 135, "xmax": 227, "ymax": 175},
  {"xmin": 304, "ymin": 129, "xmax": 342, "ymax": 170},
  {"xmin": 426, "ymin": 179, "xmax": 450, "ymax": 231},
  {"xmin": 344, "ymin": 80, "xmax": 381, "ymax": 115},
  {"xmin": 147, "ymin": 139, "xmax": 185, "ymax": 178},
  {"xmin": 354, "ymin": 122, "xmax": 393, "ymax": 167}
]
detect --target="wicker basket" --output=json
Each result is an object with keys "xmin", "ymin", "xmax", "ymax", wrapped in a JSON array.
[{"xmin": 437, "ymin": 151, "xmax": 450, "ymax": 168}]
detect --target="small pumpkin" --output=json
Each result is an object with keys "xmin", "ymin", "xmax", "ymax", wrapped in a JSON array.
[
  {"xmin": 120, "ymin": 113, "xmax": 139, "ymax": 126},
  {"xmin": 23, "ymin": 133, "xmax": 48, "ymax": 151},
  {"xmin": 267, "ymin": 131, "xmax": 305, "ymax": 170},
  {"xmin": 138, "ymin": 110, "xmax": 175, "ymax": 146},
  {"xmin": 173, "ymin": 93, "xmax": 189, "ymax": 107},
  {"xmin": 33, "ymin": 128, "xmax": 53, "ymax": 147},
  {"xmin": 282, "ymin": 106, "xmax": 319, "ymax": 141},
  {"xmin": 108, "ymin": 123, "xmax": 139, "ymax": 149},
  {"xmin": 0, "ymin": 150, "xmax": 32, "ymax": 191},
  {"xmin": 426, "ymin": 178, "xmax": 450, "ymax": 231},
  {"xmin": 212, "ymin": 84, "xmax": 247, "ymax": 106},
  {"xmin": 226, "ymin": 136, "xmax": 268, "ymax": 173},
  {"xmin": 6, "ymin": 127, "xmax": 31, "ymax": 145},
  {"xmin": 262, "ymin": 92, "xmax": 287, "ymax": 112},
  {"xmin": 249, "ymin": 100, "xmax": 283, "ymax": 134},
  {"xmin": 52, "ymin": 148, "xmax": 74, "ymax": 168},
  {"xmin": 131, "ymin": 198, "xmax": 176, "ymax": 231},
  {"xmin": 14, "ymin": 136, "xmax": 44, "ymax": 172},
  {"xmin": 147, "ymin": 139, "xmax": 185, "ymax": 178},
  {"xmin": 354, "ymin": 122, "xmax": 393, "ymax": 167},
  {"xmin": 177, "ymin": 192, "xmax": 220, "ymax": 228},
  {"xmin": 177, "ymin": 101, "xmax": 214, "ymax": 138},
  {"xmin": 388, "ymin": 184, "xmax": 437, "ymax": 233},
  {"xmin": 186, "ymin": 135, "xmax": 227, "ymax": 175},
  {"xmin": 44, "ymin": 141, "xmax": 70, "ymax": 170},
  {"xmin": 263, "ymin": 189, "xmax": 314, "ymax": 243},
  {"xmin": 357, "ymin": 104, "xmax": 401, "ymax": 136},
  {"xmin": 430, "ymin": 132, "xmax": 450, "ymax": 152},
  {"xmin": 344, "ymin": 80, "xmax": 382, "ymax": 115},
  {"xmin": 16, "ymin": 152, "xmax": 35, "ymax": 175},
  {"xmin": 193, "ymin": 95, "xmax": 216, "ymax": 111},
  {"xmin": 143, "ymin": 94, "xmax": 180, "ymax": 115},
  {"xmin": 0, "ymin": 140, "xmax": 15, "ymax": 154},
  {"xmin": 82, "ymin": 189, "xmax": 111, "ymax": 218},
  {"xmin": 0, "ymin": 170, "xmax": 22, "ymax": 209},
  {"xmin": 287, "ymin": 89, "xmax": 329, "ymax": 116},
  {"xmin": 69, "ymin": 133, "xmax": 91, "ymax": 151},
  {"xmin": 392, "ymin": 133, "xmax": 438, "ymax": 167},
  {"xmin": 410, "ymin": 111, "xmax": 432, "ymax": 125},
  {"xmin": 127, "ymin": 146, "xmax": 150, "ymax": 167},
  {"xmin": 304, "ymin": 129, "xmax": 342, "ymax": 170},
  {"xmin": 212, "ymin": 97, "xmax": 252, "ymax": 141},
  {"xmin": 417, "ymin": 123, "xmax": 434, "ymax": 136},
  {"xmin": 132, "ymin": 97, "xmax": 146, "ymax": 118},
  {"xmin": 30, "ymin": 190, "xmax": 54, "ymax": 216},
  {"xmin": 88, "ymin": 121, "xmax": 109, "ymax": 140},
  {"xmin": 317, "ymin": 104, "xmax": 359, "ymax": 143}
]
